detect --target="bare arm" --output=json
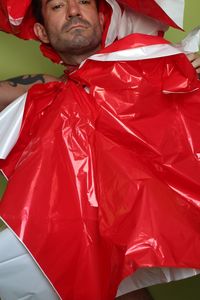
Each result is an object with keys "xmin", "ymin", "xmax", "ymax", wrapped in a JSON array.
[{"xmin": 0, "ymin": 74, "xmax": 60, "ymax": 111}]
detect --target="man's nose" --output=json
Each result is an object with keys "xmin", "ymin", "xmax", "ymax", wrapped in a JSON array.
[{"xmin": 66, "ymin": 0, "xmax": 81, "ymax": 18}]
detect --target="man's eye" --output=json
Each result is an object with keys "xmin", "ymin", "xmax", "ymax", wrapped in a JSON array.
[
  {"xmin": 79, "ymin": 0, "xmax": 90, "ymax": 4},
  {"xmin": 52, "ymin": 4, "xmax": 64, "ymax": 10}
]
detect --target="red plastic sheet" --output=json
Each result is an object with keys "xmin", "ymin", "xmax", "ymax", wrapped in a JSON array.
[
  {"xmin": 0, "ymin": 0, "xmax": 35, "ymax": 38},
  {"xmin": 1, "ymin": 34, "xmax": 200, "ymax": 299},
  {"xmin": 0, "ymin": 0, "xmax": 183, "ymax": 39}
]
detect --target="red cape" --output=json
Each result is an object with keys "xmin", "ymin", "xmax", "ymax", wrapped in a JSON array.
[{"xmin": 1, "ymin": 35, "xmax": 200, "ymax": 299}]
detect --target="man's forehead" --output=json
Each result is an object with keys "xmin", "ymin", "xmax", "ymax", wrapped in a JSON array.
[
  {"xmin": 42, "ymin": 0, "xmax": 97, "ymax": 5},
  {"xmin": 41, "ymin": 0, "xmax": 62, "ymax": 7},
  {"xmin": 42, "ymin": 0, "xmax": 54, "ymax": 5}
]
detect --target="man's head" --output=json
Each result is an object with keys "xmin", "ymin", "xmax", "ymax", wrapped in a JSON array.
[{"xmin": 32, "ymin": 0, "xmax": 104, "ymax": 65}]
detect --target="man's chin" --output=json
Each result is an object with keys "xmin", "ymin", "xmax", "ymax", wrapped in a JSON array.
[
  {"xmin": 62, "ymin": 41, "xmax": 100, "ymax": 56},
  {"xmin": 68, "ymin": 26, "xmax": 88, "ymax": 33},
  {"xmin": 66, "ymin": 34, "xmax": 94, "ymax": 49}
]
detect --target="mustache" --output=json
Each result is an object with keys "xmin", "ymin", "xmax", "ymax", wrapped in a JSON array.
[{"xmin": 61, "ymin": 17, "xmax": 91, "ymax": 32}]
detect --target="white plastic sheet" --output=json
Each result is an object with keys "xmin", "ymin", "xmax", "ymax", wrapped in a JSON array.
[
  {"xmin": 0, "ymin": 227, "xmax": 59, "ymax": 300},
  {"xmin": 0, "ymin": 94, "xmax": 27, "ymax": 159},
  {"xmin": 155, "ymin": 0, "xmax": 184, "ymax": 28}
]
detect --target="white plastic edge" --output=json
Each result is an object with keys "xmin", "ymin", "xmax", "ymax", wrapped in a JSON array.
[
  {"xmin": 89, "ymin": 25, "xmax": 200, "ymax": 62},
  {"xmin": 105, "ymin": 0, "xmax": 122, "ymax": 46},
  {"xmin": 0, "ymin": 217, "xmax": 61, "ymax": 299},
  {"xmin": 0, "ymin": 93, "xmax": 27, "ymax": 159},
  {"xmin": 117, "ymin": 266, "xmax": 200, "ymax": 296},
  {"xmin": 89, "ymin": 43, "xmax": 181, "ymax": 62},
  {"xmin": 155, "ymin": 0, "xmax": 185, "ymax": 28},
  {"xmin": 0, "ymin": 169, "xmax": 8, "ymax": 181},
  {"xmin": 176, "ymin": 26, "xmax": 200, "ymax": 53},
  {"xmin": 105, "ymin": 0, "xmax": 170, "ymax": 48},
  {"xmin": 8, "ymin": 14, "xmax": 24, "ymax": 26}
]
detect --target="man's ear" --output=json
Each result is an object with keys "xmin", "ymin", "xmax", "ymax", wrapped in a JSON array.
[
  {"xmin": 33, "ymin": 23, "xmax": 49, "ymax": 43},
  {"xmin": 98, "ymin": 12, "xmax": 104, "ymax": 30}
]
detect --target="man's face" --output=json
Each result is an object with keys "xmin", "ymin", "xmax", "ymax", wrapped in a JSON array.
[{"xmin": 35, "ymin": 0, "xmax": 104, "ymax": 56}]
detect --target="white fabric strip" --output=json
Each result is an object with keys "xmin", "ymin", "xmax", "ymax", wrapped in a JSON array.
[
  {"xmin": 105, "ymin": 0, "xmax": 122, "ymax": 46},
  {"xmin": 105, "ymin": 0, "xmax": 169, "ymax": 48},
  {"xmin": 0, "ymin": 227, "xmax": 60, "ymax": 300},
  {"xmin": 176, "ymin": 26, "xmax": 200, "ymax": 53},
  {"xmin": 90, "ymin": 25, "xmax": 200, "ymax": 63},
  {"xmin": 0, "ymin": 93, "xmax": 27, "ymax": 159},
  {"xmin": 89, "ymin": 43, "xmax": 181, "ymax": 62},
  {"xmin": 8, "ymin": 15, "xmax": 24, "ymax": 26},
  {"xmin": 117, "ymin": 266, "xmax": 200, "ymax": 296},
  {"xmin": 155, "ymin": 0, "xmax": 185, "ymax": 28},
  {"xmin": 0, "ymin": 169, "xmax": 8, "ymax": 181},
  {"xmin": 118, "ymin": 7, "xmax": 168, "ymax": 41}
]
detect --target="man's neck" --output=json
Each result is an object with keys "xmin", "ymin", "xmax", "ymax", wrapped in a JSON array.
[{"xmin": 59, "ymin": 45, "xmax": 101, "ymax": 66}]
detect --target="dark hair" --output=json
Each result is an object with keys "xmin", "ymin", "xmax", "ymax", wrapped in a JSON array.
[
  {"xmin": 32, "ymin": 0, "xmax": 44, "ymax": 24},
  {"xmin": 31, "ymin": 0, "xmax": 100, "ymax": 24}
]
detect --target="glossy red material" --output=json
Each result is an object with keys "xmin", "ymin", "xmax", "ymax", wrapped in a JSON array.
[{"xmin": 1, "ymin": 34, "xmax": 200, "ymax": 299}]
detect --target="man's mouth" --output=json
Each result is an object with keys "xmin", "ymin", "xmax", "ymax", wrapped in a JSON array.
[
  {"xmin": 67, "ymin": 24, "xmax": 87, "ymax": 32},
  {"xmin": 62, "ymin": 17, "xmax": 90, "ymax": 32}
]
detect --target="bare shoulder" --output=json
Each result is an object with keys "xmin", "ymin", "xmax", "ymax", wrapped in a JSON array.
[
  {"xmin": 0, "ymin": 73, "xmax": 63, "ymax": 111},
  {"xmin": 43, "ymin": 74, "xmax": 62, "ymax": 83}
]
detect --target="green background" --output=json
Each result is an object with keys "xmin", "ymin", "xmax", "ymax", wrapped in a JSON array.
[{"xmin": 0, "ymin": 0, "xmax": 200, "ymax": 299}]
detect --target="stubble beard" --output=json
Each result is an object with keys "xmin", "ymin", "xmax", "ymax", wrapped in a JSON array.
[{"xmin": 47, "ymin": 25, "xmax": 102, "ymax": 57}]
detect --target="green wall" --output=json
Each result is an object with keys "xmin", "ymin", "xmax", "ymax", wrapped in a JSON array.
[
  {"xmin": 149, "ymin": 274, "xmax": 200, "ymax": 300},
  {"xmin": 0, "ymin": 33, "xmax": 64, "ymax": 79},
  {"xmin": 0, "ymin": 1, "xmax": 200, "ymax": 299},
  {"xmin": 166, "ymin": 0, "xmax": 200, "ymax": 42}
]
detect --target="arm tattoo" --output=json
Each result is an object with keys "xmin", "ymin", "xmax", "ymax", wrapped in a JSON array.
[{"xmin": 8, "ymin": 74, "xmax": 45, "ymax": 87}]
